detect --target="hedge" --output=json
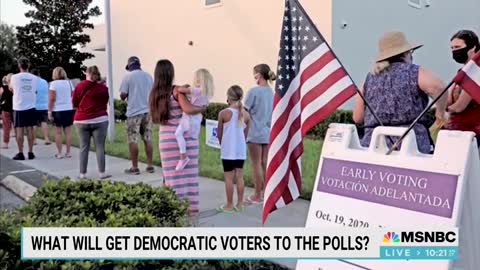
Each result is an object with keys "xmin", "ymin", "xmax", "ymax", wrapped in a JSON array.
[{"xmin": 0, "ymin": 179, "xmax": 290, "ymax": 270}]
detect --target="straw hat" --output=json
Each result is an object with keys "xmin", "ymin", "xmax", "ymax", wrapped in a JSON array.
[{"xmin": 376, "ymin": 31, "xmax": 423, "ymax": 62}]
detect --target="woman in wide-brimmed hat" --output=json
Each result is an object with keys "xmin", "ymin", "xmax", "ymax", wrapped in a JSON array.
[{"xmin": 353, "ymin": 31, "xmax": 448, "ymax": 154}]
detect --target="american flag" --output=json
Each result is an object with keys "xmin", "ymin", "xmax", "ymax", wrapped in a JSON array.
[
  {"xmin": 453, "ymin": 51, "xmax": 480, "ymax": 104},
  {"xmin": 263, "ymin": 0, "xmax": 357, "ymax": 223}
]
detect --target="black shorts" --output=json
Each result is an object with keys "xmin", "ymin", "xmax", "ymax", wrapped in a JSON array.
[
  {"xmin": 36, "ymin": 110, "xmax": 48, "ymax": 126},
  {"xmin": 52, "ymin": 110, "xmax": 75, "ymax": 128},
  {"xmin": 14, "ymin": 108, "xmax": 37, "ymax": 128},
  {"xmin": 222, "ymin": 159, "xmax": 245, "ymax": 172}
]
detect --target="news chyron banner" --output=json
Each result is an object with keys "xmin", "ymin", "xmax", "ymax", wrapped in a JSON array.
[
  {"xmin": 298, "ymin": 125, "xmax": 480, "ymax": 270},
  {"xmin": 22, "ymin": 227, "xmax": 458, "ymax": 261}
]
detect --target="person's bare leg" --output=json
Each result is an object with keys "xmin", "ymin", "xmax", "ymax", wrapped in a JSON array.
[
  {"xmin": 42, "ymin": 122, "xmax": 50, "ymax": 143},
  {"xmin": 54, "ymin": 127, "xmax": 63, "ymax": 155},
  {"xmin": 248, "ymin": 143, "xmax": 263, "ymax": 201},
  {"xmin": 129, "ymin": 142, "xmax": 139, "ymax": 169},
  {"xmin": 235, "ymin": 168, "xmax": 245, "ymax": 210},
  {"xmin": 144, "ymin": 139, "xmax": 154, "ymax": 167},
  {"xmin": 26, "ymin": 127, "xmax": 35, "ymax": 153},
  {"xmin": 223, "ymin": 170, "xmax": 235, "ymax": 211},
  {"xmin": 64, "ymin": 126, "xmax": 72, "ymax": 156},
  {"xmin": 15, "ymin": 127, "xmax": 24, "ymax": 153},
  {"xmin": 261, "ymin": 144, "xmax": 269, "ymax": 200}
]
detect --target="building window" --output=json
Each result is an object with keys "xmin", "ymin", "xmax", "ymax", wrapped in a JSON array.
[
  {"xmin": 408, "ymin": 0, "xmax": 422, "ymax": 9},
  {"xmin": 205, "ymin": 0, "xmax": 222, "ymax": 8}
]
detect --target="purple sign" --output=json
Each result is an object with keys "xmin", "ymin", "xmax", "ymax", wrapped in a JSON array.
[{"xmin": 317, "ymin": 158, "xmax": 458, "ymax": 218}]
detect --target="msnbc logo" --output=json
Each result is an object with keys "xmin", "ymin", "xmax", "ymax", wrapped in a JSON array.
[{"xmin": 383, "ymin": 232, "xmax": 401, "ymax": 244}]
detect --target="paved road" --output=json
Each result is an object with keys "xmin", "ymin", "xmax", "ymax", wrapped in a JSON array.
[{"xmin": 0, "ymin": 186, "xmax": 24, "ymax": 210}]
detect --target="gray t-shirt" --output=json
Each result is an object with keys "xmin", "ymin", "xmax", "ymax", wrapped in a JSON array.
[
  {"xmin": 244, "ymin": 86, "xmax": 274, "ymax": 144},
  {"xmin": 119, "ymin": 70, "xmax": 153, "ymax": 118}
]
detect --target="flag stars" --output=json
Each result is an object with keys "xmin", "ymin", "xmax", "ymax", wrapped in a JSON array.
[
  {"xmin": 292, "ymin": 17, "xmax": 297, "ymax": 22},
  {"xmin": 292, "ymin": 26, "xmax": 297, "ymax": 32},
  {"xmin": 284, "ymin": 16, "xmax": 289, "ymax": 22},
  {"xmin": 284, "ymin": 26, "xmax": 289, "ymax": 32},
  {"xmin": 304, "ymin": 36, "xmax": 309, "ymax": 41},
  {"xmin": 305, "ymin": 26, "xmax": 310, "ymax": 32},
  {"xmin": 292, "ymin": 7, "xmax": 297, "ymax": 12},
  {"xmin": 285, "ymin": 45, "xmax": 289, "ymax": 50},
  {"xmin": 299, "ymin": 16, "xmax": 303, "ymax": 22},
  {"xmin": 292, "ymin": 65, "xmax": 297, "ymax": 71},
  {"xmin": 302, "ymin": 45, "xmax": 307, "ymax": 51},
  {"xmin": 313, "ymin": 36, "xmax": 318, "ymax": 42},
  {"xmin": 286, "ymin": 74, "xmax": 291, "ymax": 80},
  {"xmin": 298, "ymin": 26, "xmax": 303, "ymax": 31},
  {"xmin": 278, "ymin": 84, "xmax": 284, "ymax": 90},
  {"xmin": 278, "ymin": 75, "xmax": 284, "ymax": 80}
]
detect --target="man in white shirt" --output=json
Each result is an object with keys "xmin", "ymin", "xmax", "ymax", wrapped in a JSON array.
[
  {"xmin": 120, "ymin": 56, "xmax": 154, "ymax": 175},
  {"xmin": 9, "ymin": 57, "xmax": 38, "ymax": 160}
]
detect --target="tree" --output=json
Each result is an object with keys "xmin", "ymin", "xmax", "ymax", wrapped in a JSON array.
[
  {"xmin": 0, "ymin": 23, "xmax": 17, "ymax": 77},
  {"xmin": 16, "ymin": 0, "xmax": 101, "ymax": 79}
]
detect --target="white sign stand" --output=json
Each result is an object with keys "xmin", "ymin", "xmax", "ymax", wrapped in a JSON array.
[
  {"xmin": 297, "ymin": 124, "xmax": 480, "ymax": 270},
  {"xmin": 205, "ymin": 119, "xmax": 221, "ymax": 149}
]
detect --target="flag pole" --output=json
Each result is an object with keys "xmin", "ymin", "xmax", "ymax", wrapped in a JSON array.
[
  {"xmin": 294, "ymin": 0, "xmax": 391, "ymax": 142},
  {"xmin": 385, "ymin": 80, "xmax": 454, "ymax": 155}
]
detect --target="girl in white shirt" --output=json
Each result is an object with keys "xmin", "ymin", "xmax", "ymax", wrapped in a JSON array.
[{"xmin": 217, "ymin": 85, "xmax": 250, "ymax": 213}]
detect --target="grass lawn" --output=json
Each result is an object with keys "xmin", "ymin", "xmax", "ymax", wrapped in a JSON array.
[{"xmin": 39, "ymin": 123, "xmax": 323, "ymax": 199}]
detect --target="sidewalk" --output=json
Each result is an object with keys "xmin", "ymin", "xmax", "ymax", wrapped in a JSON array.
[{"xmin": 0, "ymin": 130, "xmax": 310, "ymax": 228}]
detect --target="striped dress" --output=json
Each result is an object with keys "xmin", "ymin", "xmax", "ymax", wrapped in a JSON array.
[{"xmin": 159, "ymin": 93, "xmax": 200, "ymax": 216}]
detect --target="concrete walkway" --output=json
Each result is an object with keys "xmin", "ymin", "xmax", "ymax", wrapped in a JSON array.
[{"xmin": 0, "ymin": 130, "xmax": 310, "ymax": 229}]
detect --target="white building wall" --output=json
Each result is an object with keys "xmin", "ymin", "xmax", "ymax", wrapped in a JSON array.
[{"xmin": 109, "ymin": 0, "xmax": 332, "ymax": 102}]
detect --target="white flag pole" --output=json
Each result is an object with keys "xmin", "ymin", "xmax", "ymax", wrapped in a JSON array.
[{"xmin": 105, "ymin": 0, "xmax": 115, "ymax": 141}]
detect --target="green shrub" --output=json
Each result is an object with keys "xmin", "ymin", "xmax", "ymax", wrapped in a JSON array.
[
  {"xmin": 0, "ymin": 179, "xmax": 290, "ymax": 270},
  {"xmin": 114, "ymin": 99, "xmax": 127, "ymax": 122},
  {"xmin": 203, "ymin": 102, "xmax": 228, "ymax": 124}
]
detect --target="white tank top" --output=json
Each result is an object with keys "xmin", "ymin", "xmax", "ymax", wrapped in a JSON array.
[{"xmin": 220, "ymin": 108, "xmax": 247, "ymax": 160}]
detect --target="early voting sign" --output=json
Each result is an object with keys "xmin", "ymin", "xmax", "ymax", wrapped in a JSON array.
[
  {"xmin": 297, "ymin": 124, "xmax": 480, "ymax": 270},
  {"xmin": 205, "ymin": 119, "xmax": 220, "ymax": 149}
]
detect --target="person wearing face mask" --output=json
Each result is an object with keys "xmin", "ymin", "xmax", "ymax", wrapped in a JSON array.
[
  {"xmin": 243, "ymin": 64, "xmax": 275, "ymax": 204},
  {"xmin": 447, "ymin": 30, "xmax": 480, "ymax": 149},
  {"xmin": 353, "ymin": 31, "xmax": 448, "ymax": 154}
]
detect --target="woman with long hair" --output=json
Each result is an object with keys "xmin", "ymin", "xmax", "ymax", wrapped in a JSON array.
[{"xmin": 149, "ymin": 60, "xmax": 205, "ymax": 224}]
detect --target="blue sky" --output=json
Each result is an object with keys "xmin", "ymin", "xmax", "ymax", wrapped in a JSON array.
[{"xmin": 1, "ymin": 0, "xmax": 105, "ymax": 26}]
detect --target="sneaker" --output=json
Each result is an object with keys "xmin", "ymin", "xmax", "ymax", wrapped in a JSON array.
[
  {"xmin": 175, "ymin": 157, "xmax": 190, "ymax": 171},
  {"xmin": 13, "ymin": 153, "xmax": 25, "ymax": 160},
  {"xmin": 124, "ymin": 168, "xmax": 140, "ymax": 175},
  {"xmin": 28, "ymin": 152, "xmax": 35, "ymax": 160}
]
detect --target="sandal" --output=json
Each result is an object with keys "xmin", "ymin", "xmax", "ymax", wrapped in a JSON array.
[
  {"xmin": 216, "ymin": 205, "xmax": 236, "ymax": 214},
  {"xmin": 245, "ymin": 195, "xmax": 263, "ymax": 205},
  {"xmin": 124, "ymin": 168, "xmax": 140, "ymax": 175},
  {"xmin": 55, "ymin": 154, "xmax": 64, "ymax": 159},
  {"xmin": 146, "ymin": 166, "xmax": 155, "ymax": 173},
  {"xmin": 64, "ymin": 153, "xmax": 72, "ymax": 158}
]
